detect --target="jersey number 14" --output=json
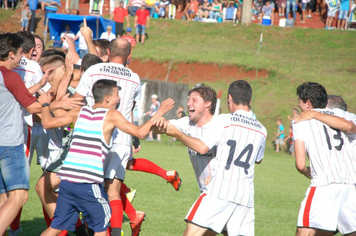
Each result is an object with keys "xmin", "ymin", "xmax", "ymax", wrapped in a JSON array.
[{"xmin": 225, "ymin": 140, "xmax": 253, "ymax": 174}]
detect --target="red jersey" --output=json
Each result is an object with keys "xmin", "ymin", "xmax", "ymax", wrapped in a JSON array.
[
  {"xmin": 136, "ymin": 9, "xmax": 149, "ymax": 25},
  {"xmin": 113, "ymin": 7, "xmax": 128, "ymax": 23},
  {"xmin": 121, "ymin": 35, "xmax": 136, "ymax": 48}
]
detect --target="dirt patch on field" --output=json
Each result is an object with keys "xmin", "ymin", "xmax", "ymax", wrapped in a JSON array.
[{"xmin": 130, "ymin": 60, "xmax": 269, "ymax": 84}]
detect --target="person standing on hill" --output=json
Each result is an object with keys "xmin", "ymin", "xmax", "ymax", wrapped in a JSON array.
[
  {"xmin": 110, "ymin": 1, "xmax": 130, "ymax": 37},
  {"xmin": 135, "ymin": 3, "xmax": 150, "ymax": 45}
]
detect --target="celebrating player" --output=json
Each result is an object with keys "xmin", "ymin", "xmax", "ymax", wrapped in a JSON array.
[
  {"xmin": 164, "ymin": 80, "xmax": 267, "ymax": 236},
  {"xmin": 293, "ymin": 82, "xmax": 356, "ymax": 236}
]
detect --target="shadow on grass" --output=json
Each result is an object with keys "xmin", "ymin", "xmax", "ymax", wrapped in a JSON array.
[{"xmin": 21, "ymin": 217, "xmax": 47, "ymax": 235}]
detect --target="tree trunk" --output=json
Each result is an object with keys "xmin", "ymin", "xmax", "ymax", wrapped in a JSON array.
[{"xmin": 241, "ymin": 0, "xmax": 252, "ymax": 25}]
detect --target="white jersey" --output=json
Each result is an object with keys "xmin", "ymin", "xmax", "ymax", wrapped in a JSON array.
[
  {"xmin": 205, "ymin": 110, "xmax": 267, "ymax": 207},
  {"xmin": 331, "ymin": 108, "xmax": 356, "ymax": 149},
  {"xmin": 100, "ymin": 32, "xmax": 116, "ymax": 41},
  {"xmin": 13, "ymin": 56, "xmax": 43, "ymax": 126},
  {"xmin": 75, "ymin": 62, "xmax": 141, "ymax": 146},
  {"xmin": 170, "ymin": 116, "xmax": 221, "ymax": 192},
  {"xmin": 293, "ymin": 108, "xmax": 356, "ymax": 187}
]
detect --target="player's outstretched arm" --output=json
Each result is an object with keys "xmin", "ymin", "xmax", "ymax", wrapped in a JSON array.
[
  {"xmin": 294, "ymin": 110, "xmax": 356, "ymax": 135},
  {"xmin": 164, "ymin": 123, "xmax": 210, "ymax": 154},
  {"xmin": 294, "ymin": 139, "xmax": 311, "ymax": 179},
  {"xmin": 38, "ymin": 92, "xmax": 79, "ymax": 129}
]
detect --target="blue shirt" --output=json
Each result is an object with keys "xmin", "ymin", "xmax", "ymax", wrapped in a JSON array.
[
  {"xmin": 340, "ymin": 0, "xmax": 350, "ymax": 11},
  {"xmin": 45, "ymin": 0, "xmax": 61, "ymax": 11},
  {"xmin": 28, "ymin": 0, "xmax": 38, "ymax": 10}
]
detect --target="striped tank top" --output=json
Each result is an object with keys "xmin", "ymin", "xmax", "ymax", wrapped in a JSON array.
[{"xmin": 59, "ymin": 106, "xmax": 112, "ymax": 183}]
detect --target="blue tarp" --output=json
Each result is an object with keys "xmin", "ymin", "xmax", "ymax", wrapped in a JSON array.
[{"xmin": 47, "ymin": 13, "xmax": 115, "ymax": 48}]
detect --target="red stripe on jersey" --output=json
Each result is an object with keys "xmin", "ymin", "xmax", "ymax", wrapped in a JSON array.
[
  {"xmin": 303, "ymin": 187, "xmax": 316, "ymax": 227},
  {"xmin": 229, "ymin": 124, "xmax": 267, "ymax": 138},
  {"xmin": 89, "ymin": 74, "xmax": 139, "ymax": 85},
  {"xmin": 13, "ymin": 68, "xmax": 35, "ymax": 74},
  {"xmin": 187, "ymin": 193, "xmax": 207, "ymax": 222},
  {"xmin": 25, "ymin": 125, "xmax": 32, "ymax": 158}
]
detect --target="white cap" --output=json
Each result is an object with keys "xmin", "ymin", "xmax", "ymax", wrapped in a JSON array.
[{"xmin": 151, "ymin": 94, "xmax": 158, "ymax": 99}]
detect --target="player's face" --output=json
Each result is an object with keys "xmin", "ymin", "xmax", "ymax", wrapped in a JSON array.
[
  {"xmin": 187, "ymin": 92, "xmax": 208, "ymax": 123},
  {"xmin": 108, "ymin": 87, "xmax": 120, "ymax": 109},
  {"xmin": 298, "ymin": 99, "xmax": 308, "ymax": 112},
  {"xmin": 32, "ymin": 38, "xmax": 44, "ymax": 63}
]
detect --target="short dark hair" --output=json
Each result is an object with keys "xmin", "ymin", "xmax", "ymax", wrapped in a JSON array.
[
  {"xmin": 327, "ymin": 95, "xmax": 348, "ymax": 111},
  {"xmin": 33, "ymin": 34, "xmax": 45, "ymax": 51},
  {"xmin": 228, "ymin": 80, "xmax": 252, "ymax": 106},
  {"xmin": 81, "ymin": 54, "xmax": 103, "ymax": 72},
  {"xmin": 109, "ymin": 38, "xmax": 131, "ymax": 62},
  {"xmin": 41, "ymin": 49, "xmax": 66, "ymax": 60},
  {"xmin": 188, "ymin": 84, "xmax": 217, "ymax": 115},
  {"xmin": 92, "ymin": 79, "xmax": 118, "ymax": 103},
  {"xmin": 16, "ymin": 31, "xmax": 35, "ymax": 54},
  {"xmin": 0, "ymin": 33, "xmax": 23, "ymax": 61},
  {"xmin": 296, "ymin": 82, "xmax": 328, "ymax": 109},
  {"xmin": 93, "ymin": 39, "xmax": 110, "ymax": 57},
  {"xmin": 40, "ymin": 55, "xmax": 65, "ymax": 68}
]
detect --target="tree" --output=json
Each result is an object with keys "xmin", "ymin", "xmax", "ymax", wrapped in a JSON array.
[{"xmin": 241, "ymin": 0, "xmax": 253, "ymax": 25}]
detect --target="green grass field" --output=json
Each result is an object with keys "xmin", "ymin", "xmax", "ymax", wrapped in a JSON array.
[{"xmin": 8, "ymin": 13, "xmax": 355, "ymax": 235}]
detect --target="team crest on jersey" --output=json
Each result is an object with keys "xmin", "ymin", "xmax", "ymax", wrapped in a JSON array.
[
  {"xmin": 20, "ymin": 58, "xmax": 27, "ymax": 66},
  {"xmin": 100, "ymin": 65, "xmax": 132, "ymax": 77}
]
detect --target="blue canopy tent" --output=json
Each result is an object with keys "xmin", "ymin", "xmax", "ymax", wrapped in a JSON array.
[{"xmin": 46, "ymin": 13, "xmax": 115, "ymax": 48}]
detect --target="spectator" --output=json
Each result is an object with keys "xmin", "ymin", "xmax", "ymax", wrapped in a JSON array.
[
  {"xmin": 209, "ymin": 0, "xmax": 222, "ymax": 19},
  {"xmin": 325, "ymin": 4, "xmax": 336, "ymax": 29},
  {"xmin": 301, "ymin": 0, "xmax": 311, "ymax": 22},
  {"xmin": 121, "ymin": 27, "xmax": 136, "ymax": 68},
  {"xmin": 198, "ymin": 0, "xmax": 211, "ymax": 18},
  {"xmin": 278, "ymin": 0, "xmax": 286, "ymax": 16},
  {"xmin": 128, "ymin": 0, "xmax": 145, "ymax": 16},
  {"xmin": 337, "ymin": 0, "xmax": 351, "ymax": 29},
  {"xmin": 145, "ymin": 94, "xmax": 161, "ymax": 141},
  {"xmin": 284, "ymin": 126, "xmax": 295, "ymax": 156},
  {"xmin": 21, "ymin": 4, "xmax": 32, "ymax": 32},
  {"xmin": 156, "ymin": 0, "xmax": 170, "ymax": 18},
  {"xmin": 252, "ymin": 0, "xmax": 263, "ymax": 20},
  {"xmin": 260, "ymin": 0, "xmax": 274, "ymax": 24},
  {"xmin": 176, "ymin": 105, "xmax": 186, "ymax": 118},
  {"xmin": 145, "ymin": 0, "xmax": 157, "ymax": 17},
  {"xmin": 0, "ymin": 33, "xmax": 43, "ymax": 236},
  {"xmin": 28, "ymin": 0, "xmax": 38, "ymax": 33},
  {"xmin": 74, "ymin": 23, "xmax": 91, "ymax": 58},
  {"xmin": 135, "ymin": 3, "xmax": 150, "ymax": 45},
  {"xmin": 60, "ymin": 25, "xmax": 76, "ymax": 51},
  {"xmin": 110, "ymin": 1, "xmax": 130, "ymax": 37},
  {"xmin": 184, "ymin": 0, "xmax": 199, "ymax": 20},
  {"xmin": 287, "ymin": 107, "xmax": 299, "ymax": 121},
  {"xmin": 42, "ymin": 0, "xmax": 61, "ymax": 33},
  {"xmin": 69, "ymin": 0, "xmax": 79, "ymax": 14},
  {"xmin": 100, "ymin": 25, "xmax": 116, "ymax": 41},
  {"xmin": 275, "ymin": 118, "xmax": 285, "ymax": 152},
  {"xmin": 286, "ymin": 0, "xmax": 297, "ymax": 20}
]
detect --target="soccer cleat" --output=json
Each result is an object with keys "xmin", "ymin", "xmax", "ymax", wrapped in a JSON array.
[
  {"xmin": 130, "ymin": 211, "xmax": 145, "ymax": 236},
  {"xmin": 126, "ymin": 188, "xmax": 137, "ymax": 203},
  {"xmin": 166, "ymin": 170, "xmax": 182, "ymax": 191},
  {"xmin": 6, "ymin": 226, "xmax": 22, "ymax": 236}
]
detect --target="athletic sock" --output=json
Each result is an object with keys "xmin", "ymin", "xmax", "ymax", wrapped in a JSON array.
[
  {"xmin": 58, "ymin": 230, "xmax": 69, "ymax": 236},
  {"xmin": 120, "ymin": 183, "xmax": 136, "ymax": 221},
  {"xmin": 121, "ymin": 182, "xmax": 131, "ymax": 194},
  {"xmin": 109, "ymin": 200, "xmax": 123, "ymax": 236},
  {"xmin": 42, "ymin": 205, "xmax": 52, "ymax": 227},
  {"xmin": 131, "ymin": 158, "xmax": 168, "ymax": 180},
  {"xmin": 10, "ymin": 207, "xmax": 22, "ymax": 231}
]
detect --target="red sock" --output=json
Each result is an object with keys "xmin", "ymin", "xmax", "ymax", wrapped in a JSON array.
[
  {"xmin": 42, "ymin": 205, "xmax": 52, "ymax": 227},
  {"xmin": 10, "ymin": 207, "xmax": 22, "ymax": 231},
  {"xmin": 76, "ymin": 217, "xmax": 82, "ymax": 228},
  {"xmin": 110, "ymin": 200, "xmax": 123, "ymax": 229},
  {"xmin": 58, "ymin": 230, "xmax": 68, "ymax": 236},
  {"xmin": 121, "ymin": 182, "xmax": 131, "ymax": 194},
  {"xmin": 131, "ymin": 158, "xmax": 167, "ymax": 180},
  {"xmin": 120, "ymin": 183, "xmax": 136, "ymax": 222}
]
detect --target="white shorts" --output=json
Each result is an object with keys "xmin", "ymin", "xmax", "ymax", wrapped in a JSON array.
[
  {"xmin": 185, "ymin": 193, "xmax": 254, "ymax": 236},
  {"xmin": 29, "ymin": 122, "xmax": 49, "ymax": 166},
  {"xmin": 297, "ymin": 184, "xmax": 356, "ymax": 234},
  {"xmin": 103, "ymin": 144, "xmax": 132, "ymax": 181}
]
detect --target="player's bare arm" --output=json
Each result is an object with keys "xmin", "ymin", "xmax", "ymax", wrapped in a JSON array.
[
  {"xmin": 294, "ymin": 139, "xmax": 311, "ymax": 179},
  {"xmin": 164, "ymin": 123, "xmax": 210, "ymax": 155},
  {"xmin": 38, "ymin": 92, "xmax": 80, "ymax": 129},
  {"xmin": 56, "ymin": 51, "xmax": 74, "ymax": 101},
  {"xmin": 81, "ymin": 18, "xmax": 99, "ymax": 57},
  {"xmin": 294, "ymin": 110, "xmax": 356, "ymax": 135}
]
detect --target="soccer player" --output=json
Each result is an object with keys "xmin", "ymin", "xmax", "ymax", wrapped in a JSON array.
[
  {"xmin": 164, "ymin": 80, "xmax": 267, "ymax": 236},
  {"xmin": 293, "ymin": 82, "xmax": 356, "ymax": 236},
  {"xmin": 39, "ymin": 79, "xmax": 174, "ymax": 236}
]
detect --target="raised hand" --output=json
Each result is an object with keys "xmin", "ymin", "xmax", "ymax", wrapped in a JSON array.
[{"xmin": 157, "ymin": 98, "xmax": 175, "ymax": 116}]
